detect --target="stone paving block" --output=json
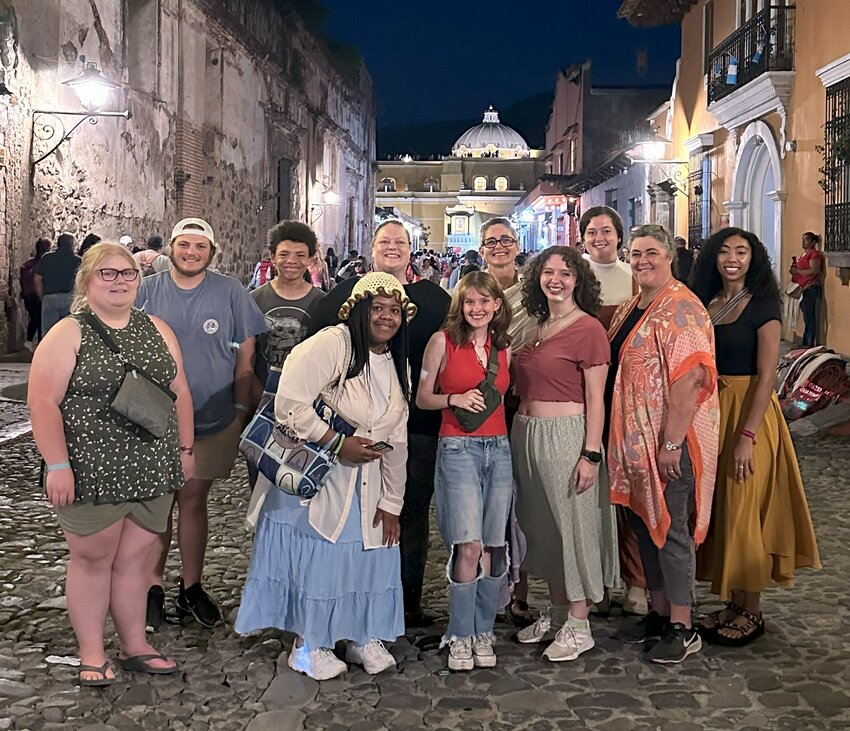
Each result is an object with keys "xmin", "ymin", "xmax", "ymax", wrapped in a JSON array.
[
  {"xmin": 260, "ymin": 668, "xmax": 318, "ymax": 709},
  {"xmin": 246, "ymin": 709, "xmax": 306, "ymax": 731}
]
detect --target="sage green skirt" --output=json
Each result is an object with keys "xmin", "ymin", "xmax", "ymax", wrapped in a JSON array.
[
  {"xmin": 511, "ymin": 413, "xmax": 618, "ymax": 604},
  {"xmin": 56, "ymin": 492, "xmax": 174, "ymax": 537}
]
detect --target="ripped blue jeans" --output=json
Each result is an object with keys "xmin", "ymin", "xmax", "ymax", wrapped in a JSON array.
[{"xmin": 434, "ymin": 436, "xmax": 512, "ymax": 643}]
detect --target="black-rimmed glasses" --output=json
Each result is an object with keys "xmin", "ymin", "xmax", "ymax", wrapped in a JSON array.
[
  {"xmin": 98, "ymin": 268, "xmax": 139, "ymax": 282},
  {"xmin": 482, "ymin": 236, "xmax": 517, "ymax": 249}
]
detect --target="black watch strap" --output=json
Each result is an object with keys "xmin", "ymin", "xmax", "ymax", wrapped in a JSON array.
[{"xmin": 581, "ymin": 449, "xmax": 603, "ymax": 464}]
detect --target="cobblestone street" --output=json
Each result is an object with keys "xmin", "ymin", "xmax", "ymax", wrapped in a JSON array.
[{"xmin": 1, "ymin": 367, "xmax": 849, "ymax": 730}]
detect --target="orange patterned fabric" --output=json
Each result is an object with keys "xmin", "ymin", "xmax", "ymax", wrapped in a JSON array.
[{"xmin": 607, "ymin": 280, "xmax": 720, "ymax": 549}]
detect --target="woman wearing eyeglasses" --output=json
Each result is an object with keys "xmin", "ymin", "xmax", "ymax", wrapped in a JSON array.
[{"xmin": 28, "ymin": 243, "xmax": 194, "ymax": 686}]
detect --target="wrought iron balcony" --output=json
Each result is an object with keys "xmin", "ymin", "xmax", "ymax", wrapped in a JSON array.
[{"xmin": 707, "ymin": 5, "xmax": 795, "ymax": 104}]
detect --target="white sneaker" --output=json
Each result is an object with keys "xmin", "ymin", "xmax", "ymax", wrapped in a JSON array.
[
  {"xmin": 516, "ymin": 609, "xmax": 555, "ymax": 644},
  {"xmin": 543, "ymin": 622, "xmax": 595, "ymax": 662},
  {"xmin": 287, "ymin": 642, "xmax": 346, "ymax": 680},
  {"xmin": 472, "ymin": 636, "xmax": 497, "ymax": 668},
  {"xmin": 345, "ymin": 639, "xmax": 396, "ymax": 675},
  {"xmin": 447, "ymin": 637, "xmax": 474, "ymax": 671}
]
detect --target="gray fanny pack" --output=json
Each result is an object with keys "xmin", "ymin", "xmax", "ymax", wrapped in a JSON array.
[{"xmin": 83, "ymin": 312, "xmax": 177, "ymax": 438}]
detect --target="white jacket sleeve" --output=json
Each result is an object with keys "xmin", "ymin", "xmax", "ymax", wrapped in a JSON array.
[
  {"xmin": 377, "ymin": 407, "xmax": 408, "ymax": 516},
  {"xmin": 274, "ymin": 328, "xmax": 345, "ymax": 443}
]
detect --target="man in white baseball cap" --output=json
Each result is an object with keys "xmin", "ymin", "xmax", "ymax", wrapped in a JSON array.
[{"xmin": 136, "ymin": 216, "xmax": 266, "ymax": 631}]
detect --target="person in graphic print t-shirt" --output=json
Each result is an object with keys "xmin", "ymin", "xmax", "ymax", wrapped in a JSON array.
[
  {"xmin": 251, "ymin": 221, "xmax": 325, "ymax": 388},
  {"xmin": 135, "ymin": 218, "xmax": 266, "ymax": 633}
]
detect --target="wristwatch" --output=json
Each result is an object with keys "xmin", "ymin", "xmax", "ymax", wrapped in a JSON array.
[
  {"xmin": 580, "ymin": 449, "xmax": 603, "ymax": 464},
  {"xmin": 663, "ymin": 441, "xmax": 681, "ymax": 452}
]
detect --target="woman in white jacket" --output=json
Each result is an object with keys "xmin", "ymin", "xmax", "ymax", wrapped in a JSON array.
[{"xmin": 236, "ymin": 273, "xmax": 415, "ymax": 680}]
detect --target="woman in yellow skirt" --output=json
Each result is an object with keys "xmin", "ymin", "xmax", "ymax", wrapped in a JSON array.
[{"xmin": 690, "ymin": 228, "xmax": 820, "ymax": 646}]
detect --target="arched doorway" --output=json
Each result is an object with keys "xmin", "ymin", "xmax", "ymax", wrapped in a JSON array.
[{"xmin": 729, "ymin": 121, "xmax": 784, "ymax": 277}]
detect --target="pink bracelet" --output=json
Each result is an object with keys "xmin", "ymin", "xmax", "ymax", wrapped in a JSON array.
[{"xmin": 741, "ymin": 429, "xmax": 757, "ymax": 443}]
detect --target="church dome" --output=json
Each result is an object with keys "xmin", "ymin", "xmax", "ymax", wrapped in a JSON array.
[{"xmin": 452, "ymin": 106, "xmax": 530, "ymax": 158}]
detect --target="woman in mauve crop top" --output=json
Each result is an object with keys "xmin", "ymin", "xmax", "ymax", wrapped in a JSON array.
[
  {"xmin": 416, "ymin": 272, "xmax": 513, "ymax": 670},
  {"xmin": 509, "ymin": 246, "xmax": 618, "ymax": 664}
]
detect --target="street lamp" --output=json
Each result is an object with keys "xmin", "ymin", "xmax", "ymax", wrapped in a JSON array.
[
  {"xmin": 626, "ymin": 131, "xmax": 689, "ymax": 196},
  {"xmin": 310, "ymin": 188, "xmax": 340, "ymax": 223},
  {"xmin": 30, "ymin": 57, "xmax": 131, "ymax": 174}
]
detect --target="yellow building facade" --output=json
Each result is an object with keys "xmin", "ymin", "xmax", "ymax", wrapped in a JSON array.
[
  {"xmin": 376, "ymin": 109, "xmax": 545, "ymax": 252},
  {"xmin": 620, "ymin": 0, "xmax": 850, "ymax": 352}
]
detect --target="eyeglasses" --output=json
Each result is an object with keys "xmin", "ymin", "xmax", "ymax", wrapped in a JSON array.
[
  {"xmin": 98, "ymin": 268, "xmax": 139, "ymax": 282},
  {"xmin": 630, "ymin": 224, "xmax": 666, "ymax": 234},
  {"xmin": 375, "ymin": 239, "xmax": 410, "ymax": 249},
  {"xmin": 482, "ymin": 236, "xmax": 517, "ymax": 249}
]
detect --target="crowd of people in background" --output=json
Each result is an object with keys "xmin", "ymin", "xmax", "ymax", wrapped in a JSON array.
[{"xmin": 23, "ymin": 207, "xmax": 823, "ymax": 686}]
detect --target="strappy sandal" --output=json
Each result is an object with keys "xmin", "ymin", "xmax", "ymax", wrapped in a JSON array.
[
  {"xmin": 77, "ymin": 660, "xmax": 116, "ymax": 687},
  {"xmin": 698, "ymin": 602, "xmax": 743, "ymax": 636},
  {"xmin": 506, "ymin": 598, "xmax": 534, "ymax": 628},
  {"xmin": 116, "ymin": 653, "xmax": 178, "ymax": 675},
  {"xmin": 712, "ymin": 607, "xmax": 765, "ymax": 647}
]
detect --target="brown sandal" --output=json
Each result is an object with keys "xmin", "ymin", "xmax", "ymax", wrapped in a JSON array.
[{"xmin": 712, "ymin": 607, "xmax": 765, "ymax": 647}]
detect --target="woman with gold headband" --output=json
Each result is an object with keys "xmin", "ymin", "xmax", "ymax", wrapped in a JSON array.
[{"xmin": 236, "ymin": 272, "xmax": 416, "ymax": 680}]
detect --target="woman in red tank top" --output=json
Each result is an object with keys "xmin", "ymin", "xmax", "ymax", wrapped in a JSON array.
[{"xmin": 416, "ymin": 272, "xmax": 513, "ymax": 672}]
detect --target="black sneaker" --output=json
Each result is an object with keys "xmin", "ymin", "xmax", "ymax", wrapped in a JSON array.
[
  {"xmin": 175, "ymin": 580, "xmax": 222, "ymax": 628},
  {"xmin": 647, "ymin": 622, "xmax": 702, "ymax": 664},
  {"xmin": 615, "ymin": 610, "xmax": 669, "ymax": 644},
  {"xmin": 145, "ymin": 585, "xmax": 166, "ymax": 633}
]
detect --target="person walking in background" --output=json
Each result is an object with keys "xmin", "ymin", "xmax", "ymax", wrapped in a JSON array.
[
  {"xmin": 35, "ymin": 233, "xmax": 81, "ymax": 334},
  {"xmin": 78, "ymin": 233, "xmax": 102, "ymax": 258},
  {"xmin": 790, "ymin": 231, "xmax": 824, "ymax": 347},
  {"xmin": 28, "ymin": 242, "xmax": 193, "ymax": 685},
  {"xmin": 673, "ymin": 237, "xmax": 694, "ymax": 284},
  {"xmin": 324, "ymin": 246, "xmax": 339, "ymax": 282},
  {"xmin": 690, "ymin": 228, "xmax": 820, "ymax": 647},
  {"xmin": 304, "ymin": 220, "xmax": 451, "ymax": 628},
  {"xmin": 308, "ymin": 249, "xmax": 331, "ymax": 291},
  {"xmin": 136, "ymin": 217, "xmax": 266, "ymax": 633},
  {"xmin": 20, "ymin": 238, "xmax": 51, "ymax": 349},
  {"xmin": 134, "ymin": 235, "xmax": 172, "ymax": 277},
  {"xmin": 609, "ymin": 224, "xmax": 719, "ymax": 665},
  {"xmin": 512, "ymin": 247, "xmax": 616, "ymax": 662},
  {"xmin": 248, "ymin": 253, "xmax": 277, "ymax": 291},
  {"xmin": 237, "ymin": 273, "xmax": 414, "ymax": 680},
  {"xmin": 417, "ymin": 271, "xmax": 513, "ymax": 671}
]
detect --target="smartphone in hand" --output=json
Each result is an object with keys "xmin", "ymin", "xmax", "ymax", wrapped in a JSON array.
[{"xmin": 368, "ymin": 441, "xmax": 394, "ymax": 453}]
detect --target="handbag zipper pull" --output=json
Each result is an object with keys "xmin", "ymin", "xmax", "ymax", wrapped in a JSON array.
[{"xmin": 132, "ymin": 370, "xmax": 138, "ymax": 380}]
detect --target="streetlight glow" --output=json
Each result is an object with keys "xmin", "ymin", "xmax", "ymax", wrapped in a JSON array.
[
  {"xmin": 62, "ymin": 61, "xmax": 119, "ymax": 112},
  {"xmin": 322, "ymin": 190, "xmax": 340, "ymax": 205}
]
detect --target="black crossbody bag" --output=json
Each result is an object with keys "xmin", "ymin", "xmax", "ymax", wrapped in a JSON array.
[
  {"xmin": 450, "ymin": 344, "xmax": 502, "ymax": 433},
  {"xmin": 83, "ymin": 312, "xmax": 177, "ymax": 438}
]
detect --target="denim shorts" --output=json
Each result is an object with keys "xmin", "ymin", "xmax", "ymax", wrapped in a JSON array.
[{"xmin": 434, "ymin": 435, "xmax": 513, "ymax": 547}]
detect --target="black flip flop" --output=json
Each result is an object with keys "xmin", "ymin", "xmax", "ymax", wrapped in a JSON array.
[
  {"xmin": 78, "ymin": 660, "xmax": 116, "ymax": 687},
  {"xmin": 116, "ymin": 653, "xmax": 178, "ymax": 675}
]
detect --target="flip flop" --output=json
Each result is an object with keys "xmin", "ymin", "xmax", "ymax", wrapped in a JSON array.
[
  {"xmin": 78, "ymin": 660, "xmax": 116, "ymax": 687},
  {"xmin": 116, "ymin": 653, "xmax": 178, "ymax": 675}
]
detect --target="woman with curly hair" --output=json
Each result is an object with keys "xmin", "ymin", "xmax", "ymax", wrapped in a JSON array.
[
  {"xmin": 512, "ymin": 246, "xmax": 617, "ymax": 662},
  {"xmin": 690, "ymin": 228, "xmax": 820, "ymax": 646},
  {"xmin": 417, "ymin": 271, "xmax": 513, "ymax": 671}
]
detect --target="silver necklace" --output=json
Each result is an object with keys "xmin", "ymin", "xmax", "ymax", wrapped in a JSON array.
[{"xmin": 534, "ymin": 306, "xmax": 579, "ymax": 347}]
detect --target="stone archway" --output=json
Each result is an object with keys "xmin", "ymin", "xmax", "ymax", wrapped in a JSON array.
[{"xmin": 728, "ymin": 121, "xmax": 785, "ymax": 276}]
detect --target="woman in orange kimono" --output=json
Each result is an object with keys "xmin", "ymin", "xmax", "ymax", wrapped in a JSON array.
[{"xmin": 607, "ymin": 224, "xmax": 720, "ymax": 665}]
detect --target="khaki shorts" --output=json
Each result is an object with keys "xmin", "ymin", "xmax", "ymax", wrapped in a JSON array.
[
  {"xmin": 193, "ymin": 416, "xmax": 243, "ymax": 481},
  {"xmin": 56, "ymin": 492, "xmax": 175, "ymax": 537}
]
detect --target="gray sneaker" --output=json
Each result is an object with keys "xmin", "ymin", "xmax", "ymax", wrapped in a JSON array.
[
  {"xmin": 615, "ymin": 610, "xmax": 668, "ymax": 644},
  {"xmin": 647, "ymin": 623, "xmax": 702, "ymax": 664},
  {"xmin": 516, "ymin": 609, "xmax": 556, "ymax": 644}
]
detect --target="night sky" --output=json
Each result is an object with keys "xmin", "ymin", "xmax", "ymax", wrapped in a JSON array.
[{"xmin": 321, "ymin": 0, "xmax": 681, "ymax": 128}]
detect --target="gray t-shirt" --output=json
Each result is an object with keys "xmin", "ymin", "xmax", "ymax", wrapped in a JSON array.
[
  {"xmin": 136, "ymin": 271, "xmax": 266, "ymax": 436},
  {"xmin": 251, "ymin": 283, "xmax": 325, "ymax": 386}
]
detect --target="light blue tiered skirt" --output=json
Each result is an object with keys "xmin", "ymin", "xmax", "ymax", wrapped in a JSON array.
[{"xmin": 235, "ymin": 474, "xmax": 404, "ymax": 649}]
